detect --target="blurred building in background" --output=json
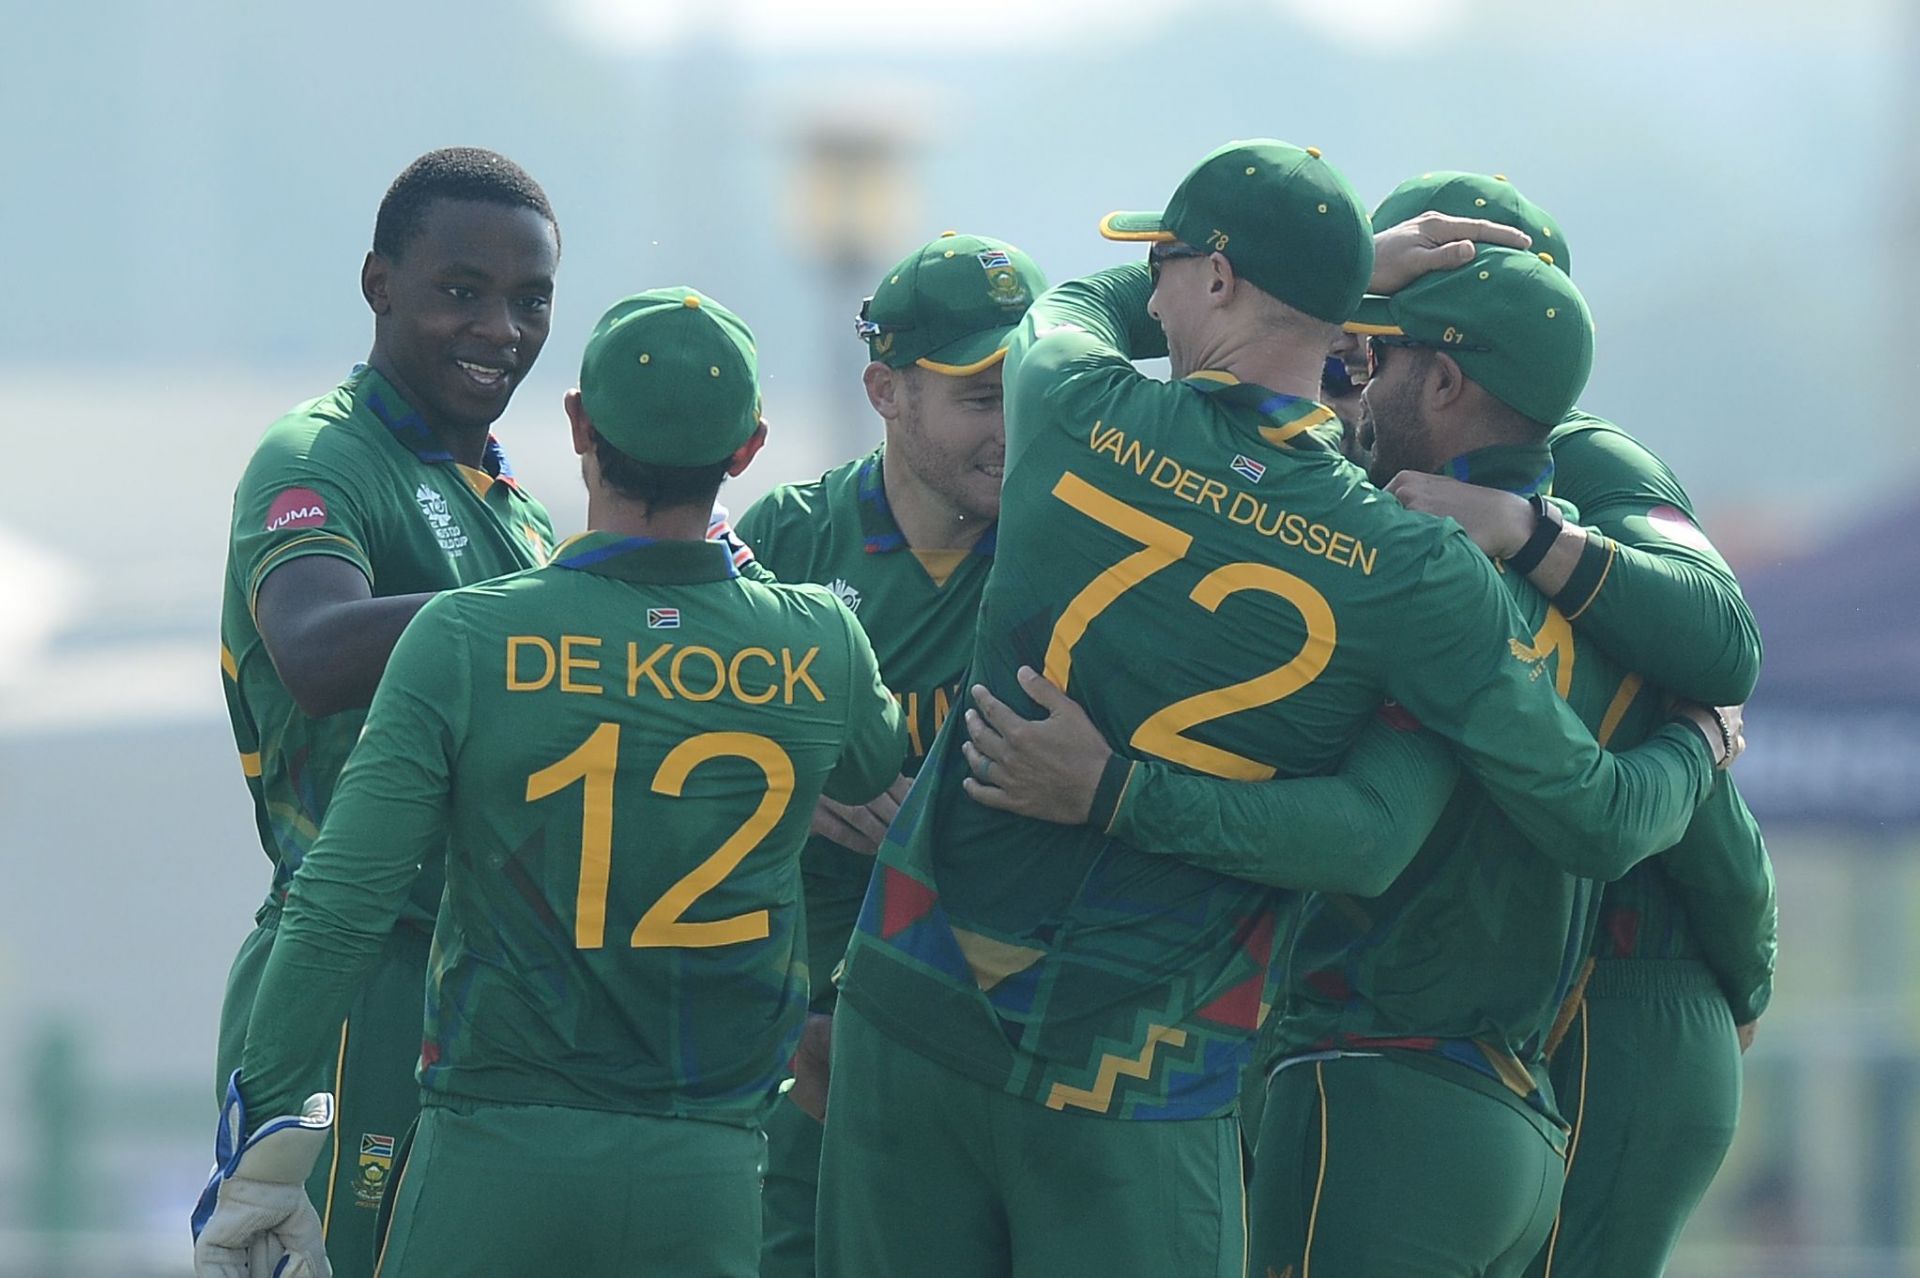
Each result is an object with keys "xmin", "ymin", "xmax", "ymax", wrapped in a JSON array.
[{"xmin": 1, "ymin": 1, "xmax": 1914, "ymax": 1274}]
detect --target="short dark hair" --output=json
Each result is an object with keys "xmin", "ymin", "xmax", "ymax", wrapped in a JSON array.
[
  {"xmin": 590, "ymin": 428, "xmax": 730, "ymax": 515},
  {"xmin": 373, "ymin": 148, "xmax": 559, "ymax": 260}
]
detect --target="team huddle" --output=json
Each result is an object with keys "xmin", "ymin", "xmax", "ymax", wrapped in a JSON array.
[{"xmin": 190, "ymin": 143, "xmax": 1775, "ymax": 1278}]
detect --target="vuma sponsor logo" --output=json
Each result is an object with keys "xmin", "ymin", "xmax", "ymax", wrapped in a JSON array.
[{"xmin": 266, "ymin": 488, "xmax": 328, "ymax": 532}]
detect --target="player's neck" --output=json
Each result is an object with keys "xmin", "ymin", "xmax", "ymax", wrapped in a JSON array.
[
  {"xmin": 585, "ymin": 491, "xmax": 710, "ymax": 543},
  {"xmin": 1208, "ymin": 336, "xmax": 1324, "ymax": 403},
  {"xmin": 882, "ymin": 455, "xmax": 991, "ymax": 553},
  {"xmin": 366, "ymin": 351, "xmax": 495, "ymax": 469}
]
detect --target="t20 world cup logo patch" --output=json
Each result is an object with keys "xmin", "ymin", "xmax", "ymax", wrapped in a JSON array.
[
  {"xmin": 265, "ymin": 487, "xmax": 328, "ymax": 532},
  {"xmin": 415, "ymin": 483, "xmax": 470, "ymax": 557}
]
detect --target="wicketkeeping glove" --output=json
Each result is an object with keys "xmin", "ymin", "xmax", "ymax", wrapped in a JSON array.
[{"xmin": 191, "ymin": 1070, "xmax": 335, "ymax": 1278}]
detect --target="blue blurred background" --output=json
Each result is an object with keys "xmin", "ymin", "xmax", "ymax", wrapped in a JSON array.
[{"xmin": 2, "ymin": 1, "xmax": 1914, "ymax": 1273}]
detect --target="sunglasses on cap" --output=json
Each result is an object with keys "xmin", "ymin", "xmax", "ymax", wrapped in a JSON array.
[
  {"xmin": 1147, "ymin": 243, "xmax": 1210, "ymax": 284},
  {"xmin": 853, "ymin": 296, "xmax": 912, "ymax": 342}
]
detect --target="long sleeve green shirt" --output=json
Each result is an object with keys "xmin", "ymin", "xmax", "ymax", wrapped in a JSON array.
[{"xmin": 239, "ymin": 534, "xmax": 905, "ymax": 1124}]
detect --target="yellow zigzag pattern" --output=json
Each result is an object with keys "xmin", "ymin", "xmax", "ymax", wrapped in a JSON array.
[{"xmin": 1045, "ymin": 1024, "xmax": 1188, "ymax": 1114}]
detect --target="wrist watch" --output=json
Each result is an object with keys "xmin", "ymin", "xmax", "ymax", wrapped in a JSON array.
[{"xmin": 1505, "ymin": 494, "xmax": 1565, "ymax": 576}]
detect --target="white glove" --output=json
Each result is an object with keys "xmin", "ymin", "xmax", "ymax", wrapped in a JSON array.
[{"xmin": 192, "ymin": 1071, "xmax": 335, "ymax": 1278}]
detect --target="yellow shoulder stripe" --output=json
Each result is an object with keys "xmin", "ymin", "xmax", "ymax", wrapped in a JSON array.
[{"xmin": 1261, "ymin": 405, "xmax": 1337, "ymax": 448}]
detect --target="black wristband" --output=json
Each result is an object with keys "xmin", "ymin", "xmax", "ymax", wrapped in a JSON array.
[{"xmin": 1505, "ymin": 493, "xmax": 1564, "ymax": 576}]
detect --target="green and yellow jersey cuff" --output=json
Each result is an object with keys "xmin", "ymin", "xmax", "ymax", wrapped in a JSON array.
[{"xmin": 1089, "ymin": 755, "xmax": 1139, "ymax": 835}]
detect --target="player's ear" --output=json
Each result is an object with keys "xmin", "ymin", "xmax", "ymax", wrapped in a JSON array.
[
  {"xmin": 361, "ymin": 251, "xmax": 391, "ymax": 315},
  {"xmin": 863, "ymin": 363, "xmax": 904, "ymax": 421},
  {"xmin": 564, "ymin": 389, "xmax": 592, "ymax": 456},
  {"xmin": 1427, "ymin": 352, "xmax": 1468, "ymax": 410},
  {"xmin": 726, "ymin": 418, "xmax": 770, "ymax": 477},
  {"xmin": 1207, "ymin": 252, "xmax": 1234, "ymax": 302}
]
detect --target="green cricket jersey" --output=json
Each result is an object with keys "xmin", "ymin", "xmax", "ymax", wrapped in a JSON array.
[
  {"xmin": 1261, "ymin": 444, "xmax": 1677, "ymax": 1137},
  {"xmin": 836, "ymin": 264, "xmax": 1716, "ymax": 1121},
  {"xmin": 239, "ymin": 533, "xmax": 907, "ymax": 1124},
  {"xmin": 220, "ymin": 365, "xmax": 555, "ymax": 926},
  {"xmin": 737, "ymin": 447, "xmax": 992, "ymax": 1010},
  {"xmin": 1548, "ymin": 413, "xmax": 1775, "ymax": 1023},
  {"xmin": 1546, "ymin": 413, "xmax": 1761, "ymax": 704},
  {"xmin": 1096, "ymin": 444, "xmax": 1683, "ymax": 1138}
]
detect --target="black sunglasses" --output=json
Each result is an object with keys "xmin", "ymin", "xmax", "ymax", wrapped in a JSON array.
[
  {"xmin": 1365, "ymin": 334, "xmax": 1425, "ymax": 376},
  {"xmin": 1147, "ymin": 243, "xmax": 1210, "ymax": 283}
]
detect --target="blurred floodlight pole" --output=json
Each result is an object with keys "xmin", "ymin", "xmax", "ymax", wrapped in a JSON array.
[{"xmin": 785, "ymin": 98, "xmax": 927, "ymax": 457}]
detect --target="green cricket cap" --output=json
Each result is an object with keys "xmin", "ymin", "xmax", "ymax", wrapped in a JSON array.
[
  {"xmin": 579, "ymin": 287, "xmax": 760, "ymax": 466},
  {"xmin": 1347, "ymin": 246, "xmax": 1593, "ymax": 426},
  {"xmin": 859, "ymin": 233, "xmax": 1047, "ymax": 374},
  {"xmin": 1372, "ymin": 171, "xmax": 1572, "ymax": 275},
  {"xmin": 1099, "ymin": 139, "xmax": 1374, "ymax": 324}
]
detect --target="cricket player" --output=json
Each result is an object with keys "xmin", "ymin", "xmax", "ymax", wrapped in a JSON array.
[
  {"xmin": 1364, "ymin": 172, "xmax": 1775, "ymax": 1278},
  {"xmin": 191, "ymin": 288, "xmax": 908, "ymax": 1277},
  {"xmin": 958, "ymin": 245, "xmax": 1746, "ymax": 1276},
  {"xmin": 733, "ymin": 231, "xmax": 1046, "ymax": 1278},
  {"xmin": 816, "ymin": 139, "xmax": 1729, "ymax": 1278},
  {"xmin": 213, "ymin": 148, "xmax": 560, "ymax": 1278}
]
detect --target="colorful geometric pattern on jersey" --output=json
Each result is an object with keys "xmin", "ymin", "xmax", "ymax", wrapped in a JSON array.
[
  {"xmin": 239, "ymin": 533, "xmax": 905, "ymax": 1124},
  {"xmin": 817, "ymin": 1002, "xmax": 1247, "ymax": 1278},
  {"xmin": 1265, "ymin": 442, "xmax": 1669, "ymax": 1134},
  {"xmin": 836, "ymin": 265, "xmax": 1715, "ymax": 1122},
  {"xmin": 737, "ymin": 448, "xmax": 994, "ymax": 1009},
  {"xmin": 220, "ymin": 364, "xmax": 555, "ymax": 926},
  {"xmin": 1547, "ymin": 412, "xmax": 1775, "ymax": 1023}
]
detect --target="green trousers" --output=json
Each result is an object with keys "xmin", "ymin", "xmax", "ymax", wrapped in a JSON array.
[
  {"xmin": 761, "ymin": 1093, "xmax": 825, "ymax": 1278},
  {"xmin": 760, "ymin": 858, "xmax": 864, "ymax": 1278},
  {"xmin": 1250, "ymin": 1055, "xmax": 1563, "ymax": 1278},
  {"xmin": 373, "ymin": 1097, "xmax": 764, "ymax": 1277},
  {"xmin": 1526, "ymin": 960, "xmax": 1741, "ymax": 1278},
  {"xmin": 816, "ymin": 1001, "xmax": 1245, "ymax": 1278},
  {"xmin": 216, "ymin": 911, "xmax": 430, "ymax": 1278}
]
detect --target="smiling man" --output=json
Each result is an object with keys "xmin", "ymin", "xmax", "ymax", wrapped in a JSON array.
[
  {"xmin": 212, "ymin": 147, "xmax": 560, "ymax": 1278},
  {"xmin": 733, "ymin": 231, "xmax": 1044, "ymax": 1278}
]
